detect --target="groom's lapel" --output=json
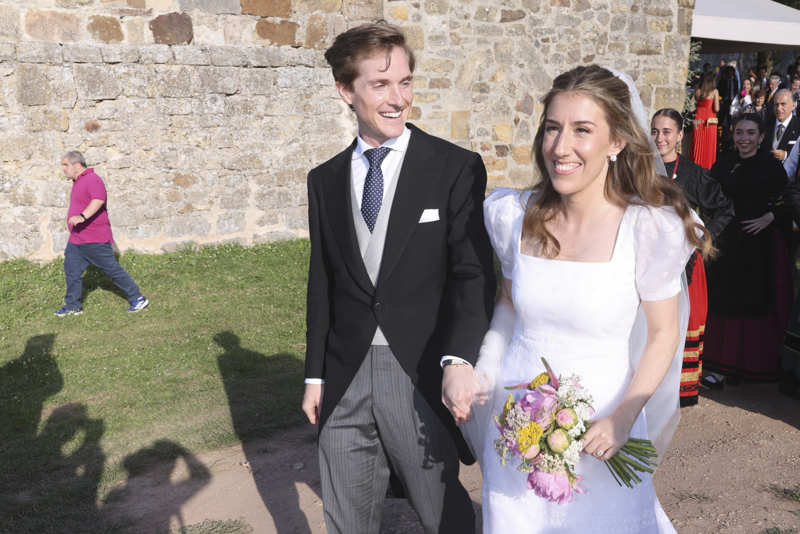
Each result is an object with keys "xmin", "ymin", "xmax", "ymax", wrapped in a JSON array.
[
  {"xmin": 322, "ymin": 139, "xmax": 375, "ymax": 295},
  {"xmin": 379, "ymin": 125, "xmax": 437, "ymax": 285}
]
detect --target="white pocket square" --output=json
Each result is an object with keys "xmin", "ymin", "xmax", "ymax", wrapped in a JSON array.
[{"xmin": 418, "ymin": 209, "xmax": 440, "ymax": 223}]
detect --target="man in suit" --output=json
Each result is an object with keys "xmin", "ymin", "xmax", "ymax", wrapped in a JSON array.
[
  {"xmin": 763, "ymin": 89, "xmax": 800, "ymax": 163},
  {"xmin": 301, "ymin": 22, "xmax": 495, "ymax": 534}
]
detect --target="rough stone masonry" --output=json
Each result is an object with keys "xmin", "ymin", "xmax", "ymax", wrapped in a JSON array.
[{"xmin": 0, "ymin": 0, "xmax": 695, "ymax": 261}]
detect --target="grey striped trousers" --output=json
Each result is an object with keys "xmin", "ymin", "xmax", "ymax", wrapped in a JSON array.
[{"xmin": 318, "ymin": 345, "xmax": 475, "ymax": 534}]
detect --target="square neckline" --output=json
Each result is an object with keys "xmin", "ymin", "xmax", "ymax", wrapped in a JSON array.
[{"xmin": 516, "ymin": 203, "xmax": 632, "ymax": 265}]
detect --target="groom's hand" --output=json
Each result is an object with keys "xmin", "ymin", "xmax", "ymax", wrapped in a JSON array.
[
  {"xmin": 442, "ymin": 365, "xmax": 476, "ymax": 425},
  {"xmin": 302, "ymin": 384, "xmax": 323, "ymax": 425}
]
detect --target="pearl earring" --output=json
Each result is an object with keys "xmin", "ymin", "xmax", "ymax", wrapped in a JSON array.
[{"xmin": 609, "ymin": 153, "xmax": 617, "ymax": 162}]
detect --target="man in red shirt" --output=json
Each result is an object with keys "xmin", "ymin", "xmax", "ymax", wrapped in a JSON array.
[{"xmin": 55, "ymin": 150, "xmax": 149, "ymax": 316}]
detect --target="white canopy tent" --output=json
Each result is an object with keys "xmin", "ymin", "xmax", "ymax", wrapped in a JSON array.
[{"xmin": 692, "ymin": 0, "xmax": 800, "ymax": 52}]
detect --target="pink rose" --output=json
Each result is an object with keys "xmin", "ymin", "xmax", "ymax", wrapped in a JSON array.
[
  {"xmin": 527, "ymin": 469, "xmax": 586, "ymax": 504},
  {"xmin": 546, "ymin": 428, "xmax": 571, "ymax": 454},
  {"xmin": 555, "ymin": 408, "xmax": 577, "ymax": 430}
]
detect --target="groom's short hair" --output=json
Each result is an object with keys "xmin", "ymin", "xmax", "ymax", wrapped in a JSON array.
[{"xmin": 324, "ymin": 21, "xmax": 415, "ymax": 89}]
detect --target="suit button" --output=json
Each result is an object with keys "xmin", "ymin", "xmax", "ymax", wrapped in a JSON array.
[{"xmin": 373, "ymin": 300, "xmax": 382, "ymax": 312}]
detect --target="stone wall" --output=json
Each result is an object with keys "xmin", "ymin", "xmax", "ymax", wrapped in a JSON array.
[{"xmin": 0, "ymin": 0, "xmax": 695, "ymax": 261}]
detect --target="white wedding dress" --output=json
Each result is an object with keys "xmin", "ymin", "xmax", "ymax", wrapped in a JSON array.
[{"xmin": 463, "ymin": 188, "xmax": 694, "ymax": 533}]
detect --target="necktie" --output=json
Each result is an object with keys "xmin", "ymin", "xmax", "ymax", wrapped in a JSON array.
[
  {"xmin": 361, "ymin": 147, "xmax": 391, "ymax": 232},
  {"xmin": 776, "ymin": 123, "xmax": 785, "ymax": 149}
]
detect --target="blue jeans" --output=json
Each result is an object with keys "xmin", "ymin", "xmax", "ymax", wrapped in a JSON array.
[{"xmin": 64, "ymin": 242, "xmax": 142, "ymax": 309}]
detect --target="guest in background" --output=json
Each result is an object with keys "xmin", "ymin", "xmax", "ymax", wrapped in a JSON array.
[
  {"xmin": 691, "ymin": 72, "xmax": 720, "ymax": 170},
  {"xmin": 652, "ymin": 108, "xmax": 734, "ymax": 402},
  {"xmin": 744, "ymin": 87, "xmax": 767, "ymax": 122},
  {"xmin": 730, "ymin": 78, "xmax": 753, "ymax": 118},
  {"xmin": 758, "ymin": 65, "xmax": 769, "ymax": 91},
  {"xmin": 703, "ymin": 113, "xmax": 792, "ymax": 384},
  {"xmin": 761, "ymin": 89, "xmax": 800, "ymax": 164},
  {"xmin": 791, "ymin": 76, "xmax": 800, "ymax": 111},
  {"xmin": 55, "ymin": 151, "xmax": 149, "ymax": 316},
  {"xmin": 766, "ymin": 74, "xmax": 783, "ymax": 120}
]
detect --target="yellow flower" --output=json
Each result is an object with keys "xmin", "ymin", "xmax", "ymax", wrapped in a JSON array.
[
  {"xmin": 517, "ymin": 421, "xmax": 544, "ymax": 453},
  {"xmin": 502, "ymin": 393, "xmax": 515, "ymax": 420},
  {"xmin": 530, "ymin": 372, "xmax": 550, "ymax": 389}
]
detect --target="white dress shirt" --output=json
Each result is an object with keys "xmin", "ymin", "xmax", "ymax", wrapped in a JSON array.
[
  {"xmin": 784, "ymin": 138, "xmax": 800, "ymax": 179},
  {"xmin": 773, "ymin": 116, "xmax": 793, "ymax": 152}
]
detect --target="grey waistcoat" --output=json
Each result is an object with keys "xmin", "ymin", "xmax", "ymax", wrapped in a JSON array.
[{"xmin": 349, "ymin": 154, "xmax": 404, "ymax": 346}]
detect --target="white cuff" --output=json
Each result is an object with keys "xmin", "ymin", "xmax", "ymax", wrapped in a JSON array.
[
  {"xmin": 304, "ymin": 378, "xmax": 325, "ymax": 385},
  {"xmin": 439, "ymin": 355, "xmax": 473, "ymax": 368}
]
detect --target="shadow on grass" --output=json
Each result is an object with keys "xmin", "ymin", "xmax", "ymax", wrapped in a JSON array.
[
  {"xmin": 82, "ymin": 264, "xmax": 129, "ymax": 303},
  {"xmin": 0, "ymin": 335, "xmax": 109, "ymax": 533},
  {"xmin": 215, "ymin": 331, "xmax": 318, "ymax": 534},
  {"xmin": 0, "ymin": 335, "xmax": 214, "ymax": 534}
]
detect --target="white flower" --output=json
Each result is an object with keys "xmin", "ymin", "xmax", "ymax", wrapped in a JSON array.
[{"xmin": 563, "ymin": 439, "xmax": 583, "ymax": 468}]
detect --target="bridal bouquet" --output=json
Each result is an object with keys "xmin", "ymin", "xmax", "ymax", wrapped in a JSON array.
[{"xmin": 493, "ymin": 358, "xmax": 658, "ymax": 504}]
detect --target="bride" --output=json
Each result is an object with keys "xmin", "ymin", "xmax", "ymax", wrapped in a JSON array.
[{"xmin": 458, "ymin": 66, "xmax": 713, "ymax": 533}]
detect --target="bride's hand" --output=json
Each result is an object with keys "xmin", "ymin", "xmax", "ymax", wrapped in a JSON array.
[
  {"xmin": 581, "ymin": 413, "xmax": 634, "ymax": 461},
  {"xmin": 441, "ymin": 364, "xmax": 478, "ymax": 425}
]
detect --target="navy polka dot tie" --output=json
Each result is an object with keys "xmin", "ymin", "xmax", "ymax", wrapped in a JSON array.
[{"xmin": 361, "ymin": 147, "xmax": 391, "ymax": 232}]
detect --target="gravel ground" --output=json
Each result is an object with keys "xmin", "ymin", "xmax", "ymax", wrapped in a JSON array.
[{"xmin": 104, "ymin": 382, "xmax": 800, "ymax": 534}]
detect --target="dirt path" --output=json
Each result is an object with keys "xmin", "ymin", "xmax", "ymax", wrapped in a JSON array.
[{"xmin": 103, "ymin": 383, "xmax": 800, "ymax": 534}]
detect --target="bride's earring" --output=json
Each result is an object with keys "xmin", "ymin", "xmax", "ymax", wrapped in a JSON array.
[{"xmin": 609, "ymin": 153, "xmax": 617, "ymax": 162}]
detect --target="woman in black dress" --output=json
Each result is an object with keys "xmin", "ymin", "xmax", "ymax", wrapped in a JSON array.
[
  {"xmin": 651, "ymin": 108, "xmax": 734, "ymax": 403},
  {"xmin": 703, "ymin": 113, "xmax": 793, "ymax": 383}
]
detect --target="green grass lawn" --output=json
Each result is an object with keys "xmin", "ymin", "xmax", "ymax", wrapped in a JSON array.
[{"xmin": 0, "ymin": 241, "xmax": 309, "ymax": 533}]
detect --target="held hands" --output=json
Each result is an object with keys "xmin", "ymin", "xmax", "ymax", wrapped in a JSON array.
[
  {"xmin": 581, "ymin": 412, "xmax": 635, "ymax": 462},
  {"xmin": 301, "ymin": 383, "xmax": 322, "ymax": 425},
  {"xmin": 741, "ymin": 211, "xmax": 775, "ymax": 234},
  {"xmin": 441, "ymin": 364, "xmax": 483, "ymax": 425},
  {"xmin": 771, "ymin": 149, "xmax": 787, "ymax": 162}
]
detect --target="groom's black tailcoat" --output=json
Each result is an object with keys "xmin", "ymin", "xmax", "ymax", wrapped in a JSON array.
[{"xmin": 305, "ymin": 123, "xmax": 495, "ymax": 462}]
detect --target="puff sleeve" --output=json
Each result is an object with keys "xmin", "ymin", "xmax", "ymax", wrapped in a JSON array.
[
  {"xmin": 483, "ymin": 188, "xmax": 528, "ymax": 279},
  {"xmin": 633, "ymin": 205, "xmax": 699, "ymax": 301}
]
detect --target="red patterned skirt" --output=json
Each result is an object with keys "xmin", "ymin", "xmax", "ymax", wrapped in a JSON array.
[{"xmin": 680, "ymin": 250, "xmax": 707, "ymax": 407}]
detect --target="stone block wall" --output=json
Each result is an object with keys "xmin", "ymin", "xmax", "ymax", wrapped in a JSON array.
[{"xmin": 0, "ymin": 0, "xmax": 695, "ymax": 261}]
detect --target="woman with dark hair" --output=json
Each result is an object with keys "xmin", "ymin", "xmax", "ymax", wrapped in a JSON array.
[
  {"xmin": 651, "ymin": 108, "xmax": 734, "ymax": 401},
  {"xmin": 692, "ymin": 72, "xmax": 720, "ymax": 169},
  {"xmin": 744, "ymin": 87, "xmax": 767, "ymax": 121},
  {"xmin": 730, "ymin": 77, "xmax": 753, "ymax": 117},
  {"xmin": 461, "ymin": 65, "xmax": 711, "ymax": 533},
  {"xmin": 703, "ymin": 113, "xmax": 792, "ymax": 384}
]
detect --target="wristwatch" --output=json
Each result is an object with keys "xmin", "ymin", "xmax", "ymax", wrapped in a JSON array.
[{"xmin": 442, "ymin": 359, "xmax": 470, "ymax": 367}]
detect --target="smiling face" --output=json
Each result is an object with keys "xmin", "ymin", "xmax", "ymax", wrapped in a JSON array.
[
  {"xmin": 651, "ymin": 115, "xmax": 683, "ymax": 163},
  {"xmin": 774, "ymin": 91, "xmax": 796, "ymax": 122},
  {"xmin": 742, "ymin": 78, "xmax": 752, "ymax": 93},
  {"xmin": 733, "ymin": 119, "xmax": 764, "ymax": 158},
  {"xmin": 541, "ymin": 92, "xmax": 625, "ymax": 200},
  {"xmin": 337, "ymin": 46, "xmax": 413, "ymax": 147}
]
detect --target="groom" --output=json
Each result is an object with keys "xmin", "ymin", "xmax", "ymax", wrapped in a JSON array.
[{"xmin": 302, "ymin": 22, "xmax": 495, "ymax": 534}]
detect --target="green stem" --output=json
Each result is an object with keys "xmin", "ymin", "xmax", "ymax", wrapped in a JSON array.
[
  {"xmin": 617, "ymin": 453, "xmax": 654, "ymax": 474},
  {"xmin": 604, "ymin": 459, "xmax": 624, "ymax": 487}
]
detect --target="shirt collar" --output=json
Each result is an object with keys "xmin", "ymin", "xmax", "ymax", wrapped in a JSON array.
[
  {"xmin": 352, "ymin": 126, "xmax": 411, "ymax": 161},
  {"xmin": 75, "ymin": 168, "xmax": 93, "ymax": 181},
  {"xmin": 779, "ymin": 116, "xmax": 792, "ymax": 128}
]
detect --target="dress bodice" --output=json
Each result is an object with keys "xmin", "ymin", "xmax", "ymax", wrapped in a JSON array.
[
  {"xmin": 695, "ymin": 97, "xmax": 715, "ymax": 118},
  {"xmin": 465, "ymin": 188, "xmax": 695, "ymax": 533}
]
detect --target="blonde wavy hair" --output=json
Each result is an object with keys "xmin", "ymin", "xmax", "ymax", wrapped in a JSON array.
[{"xmin": 525, "ymin": 65, "xmax": 713, "ymax": 259}]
